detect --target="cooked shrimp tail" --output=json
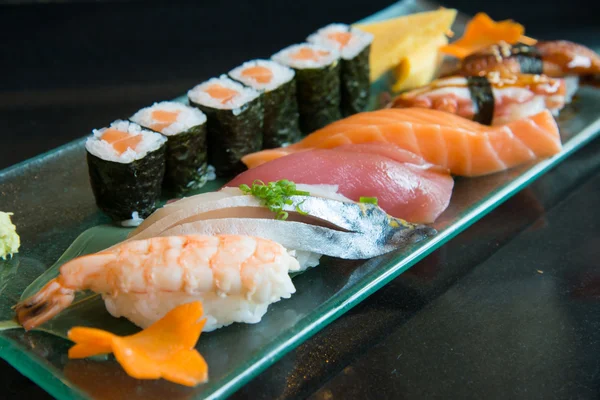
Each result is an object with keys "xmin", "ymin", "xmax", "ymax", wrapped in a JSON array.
[{"xmin": 15, "ymin": 278, "xmax": 75, "ymax": 331}]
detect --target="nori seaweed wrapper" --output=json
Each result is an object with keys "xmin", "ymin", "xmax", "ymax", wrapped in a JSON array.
[
  {"xmin": 261, "ymin": 79, "xmax": 302, "ymax": 148},
  {"xmin": 467, "ymin": 76, "xmax": 495, "ymax": 125},
  {"xmin": 513, "ymin": 44, "xmax": 544, "ymax": 75},
  {"xmin": 162, "ymin": 124, "xmax": 208, "ymax": 194},
  {"xmin": 87, "ymin": 145, "xmax": 166, "ymax": 222},
  {"xmin": 294, "ymin": 61, "xmax": 342, "ymax": 134},
  {"xmin": 190, "ymin": 96, "xmax": 263, "ymax": 177},
  {"xmin": 340, "ymin": 44, "xmax": 371, "ymax": 116}
]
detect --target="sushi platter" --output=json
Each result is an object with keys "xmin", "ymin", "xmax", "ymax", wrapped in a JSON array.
[{"xmin": 2, "ymin": 0, "xmax": 600, "ymax": 399}]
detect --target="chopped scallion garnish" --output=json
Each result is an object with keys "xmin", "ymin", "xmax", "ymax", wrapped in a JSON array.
[
  {"xmin": 359, "ymin": 196, "xmax": 378, "ymax": 205},
  {"xmin": 239, "ymin": 180, "xmax": 310, "ymax": 220}
]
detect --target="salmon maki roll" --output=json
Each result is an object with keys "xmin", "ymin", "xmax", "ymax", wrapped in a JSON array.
[
  {"xmin": 307, "ymin": 23, "xmax": 373, "ymax": 116},
  {"xmin": 229, "ymin": 60, "xmax": 301, "ymax": 148},
  {"xmin": 85, "ymin": 120, "xmax": 167, "ymax": 225},
  {"xmin": 272, "ymin": 43, "xmax": 342, "ymax": 134},
  {"xmin": 188, "ymin": 75, "xmax": 263, "ymax": 177},
  {"xmin": 241, "ymin": 108, "xmax": 562, "ymax": 177},
  {"xmin": 130, "ymin": 101, "xmax": 209, "ymax": 194}
]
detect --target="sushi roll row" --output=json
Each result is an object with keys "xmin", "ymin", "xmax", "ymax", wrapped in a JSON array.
[
  {"xmin": 272, "ymin": 23, "xmax": 374, "ymax": 132},
  {"xmin": 181, "ymin": 23, "xmax": 372, "ymax": 173},
  {"xmin": 85, "ymin": 22, "xmax": 373, "ymax": 225}
]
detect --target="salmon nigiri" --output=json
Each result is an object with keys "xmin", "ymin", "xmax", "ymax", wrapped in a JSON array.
[{"xmin": 241, "ymin": 108, "xmax": 562, "ymax": 177}]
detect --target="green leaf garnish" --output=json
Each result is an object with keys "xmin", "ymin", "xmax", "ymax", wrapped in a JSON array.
[
  {"xmin": 359, "ymin": 196, "xmax": 378, "ymax": 205},
  {"xmin": 239, "ymin": 180, "xmax": 310, "ymax": 220}
]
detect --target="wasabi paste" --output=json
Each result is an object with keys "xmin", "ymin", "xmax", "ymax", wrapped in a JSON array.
[{"xmin": 0, "ymin": 212, "xmax": 20, "ymax": 259}]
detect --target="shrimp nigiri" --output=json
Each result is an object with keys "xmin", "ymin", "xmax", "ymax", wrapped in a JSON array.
[{"xmin": 15, "ymin": 235, "xmax": 300, "ymax": 332}]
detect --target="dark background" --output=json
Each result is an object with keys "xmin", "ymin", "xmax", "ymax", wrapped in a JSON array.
[{"xmin": 2, "ymin": 1, "xmax": 600, "ymax": 399}]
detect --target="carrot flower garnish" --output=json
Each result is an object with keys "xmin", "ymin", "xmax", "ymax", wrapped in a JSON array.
[
  {"xmin": 67, "ymin": 301, "xmax": 208, "ymax": 387},
  {"xmin": 440, "ymin": 12, "xmax": 536, "ymax": 59}
]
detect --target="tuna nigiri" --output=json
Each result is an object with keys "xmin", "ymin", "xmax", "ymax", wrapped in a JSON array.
[
  {"xmin": 227, "ymin": 143, "xmax": 453, "ymax": 224},
  {"xmin": 241, "ymin": 108, "xmax": 562, "ymax": 177},
  {"xmin": 389, "ymin": 73, "xmax": 567, "ymax": 125},
  {"xmin": 15, "ymin": 235, "xmax": 301, "ymax": 332}
]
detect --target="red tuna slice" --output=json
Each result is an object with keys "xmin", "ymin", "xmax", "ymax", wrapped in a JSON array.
[{"xmin": 226, "ymin": 143, "xmax": 453, "ymax": 224}]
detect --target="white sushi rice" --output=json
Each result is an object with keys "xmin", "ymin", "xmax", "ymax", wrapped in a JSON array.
[
  {"xmin": 272, "ymin": 43, "xmax": 340, "ymax": 70},
  {"xmin": 85, "ymin": 120, "xmax": 166, "ymax": 164},
  {"xmin": 120, "ymin": 211, "xmax": 144, "ymax": 228},
  {"xmin": 289, "ymin": 250, "xmax": 322, "ymax": 270},
  {"xmin": 564, "ymin": 75, "xmax": 579, "ymax": 103},
  {"xmin": 188, "ymin": 74, "xmax": 260, "ymax": 112},
  {"xmin": 229, "ymin": 59, "xmax": 295, "ymax": 92},
  {"xmin": 130, "ymin": 101, "xmax": 207, "ymax": 136},
  {"xmin": 307, "ymin": 23, "xmax": 373, "ymax": 60}
]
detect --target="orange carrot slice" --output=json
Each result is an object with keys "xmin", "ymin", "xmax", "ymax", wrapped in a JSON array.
[
  {"xmin": 440, "ymin": 12, "xmax": 537, "ymax": 59},
  {"xmin": 327, "ymin": 31, "xmax": 353, "ymax": 47},
  {"xmin": 205, "ymin": 84, "xmax": 238, "ymax": 104},
  {"xmin": 241, "ymin": 66, "xmax": 274, "ymax": 84},
  {"xmin": 67, "ymin": 302, "xmax": 208, "ymax": 387},
  {"xmin": 149, "ymin": 110, "xmax": 180, "ymax": 132},
  {"xmin": 101, "ymin": 128, "xmax": 143, "ymax": 155}
]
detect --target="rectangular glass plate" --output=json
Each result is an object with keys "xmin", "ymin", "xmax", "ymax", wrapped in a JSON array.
[{"xmin": 1, "ymin": 1, "xmax": 600, "ymax": 399}]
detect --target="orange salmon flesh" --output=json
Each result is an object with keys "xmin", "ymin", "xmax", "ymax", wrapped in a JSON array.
[
  {"xmin": 291, "ymin": 47, "xmax": 331, "ymax": 61},
  {"xmin": 241, "ymin": 66, "xmax": 273, "ymax": 84},
  {"xmin": 150, "ymin": 110, "xmax": 180, "ymax": 132},
  {"xmin": 327, "ymin": 31, "xmax": 353, "ymax": 47},
  {"xmin": 101, "ymin": 128, "xmax": 143, "ymax": 155},
  {"xmin": 241, "ymin": 108, "xmax": 562, "ymax": 177},
  {"xmin": 204, "ymin": 84, "xmax": 239, "ymax": 104}
]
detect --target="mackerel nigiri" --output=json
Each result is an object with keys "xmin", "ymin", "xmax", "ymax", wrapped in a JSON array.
[
  {"xmin": 127, "ymin": 183, "xmax": 434, "ymax": 270},
  {"xmin": 227, "ymin": 143, "xmax": 453, "ymax": 224},
  {"xmin": 241, "ymin": 108, "xmax": 562, "ymax": 177}
]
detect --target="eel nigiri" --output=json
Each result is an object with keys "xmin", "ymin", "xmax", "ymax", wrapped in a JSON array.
[
  {"xmin": 454, "ymin": 41, "xmax": 600, "ymax": 100},
  {"xmin": 15, "ymin": 235, "xmax": 300, "ymax": 332},
  {"xmin": 126, "ymin": 183, "xmax": 434, "ymax": 270},
  {"xmin": 241, "ymin": 108, "xmax": 562, "ymax": 177},
  {"xmin": 389, "ymin": 73, "xmax": 566, "ymax": 125},
  {"xmin": 226, "ymin": 143, "xmax": 453, "ymax": 224},
  {"xmin": 457, "ymin": 41, "xmax": 600, "ymax": 79}
]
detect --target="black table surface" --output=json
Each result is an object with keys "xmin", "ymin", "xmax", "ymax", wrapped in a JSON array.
[{"xmin": 2, "ymin": 1, "xmax": 600, "ymax": 399}]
